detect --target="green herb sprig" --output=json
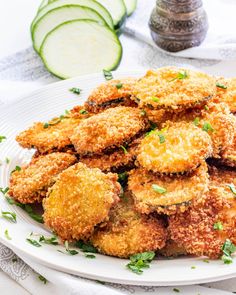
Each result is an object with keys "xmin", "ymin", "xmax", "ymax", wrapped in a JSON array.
[
  {"xmin": 126, "ymin": 251, "xmax": 155, "ymax": 274},
  {"xmin": 221, "ymin": 239, "xmax": 236, "ymax": 264}
]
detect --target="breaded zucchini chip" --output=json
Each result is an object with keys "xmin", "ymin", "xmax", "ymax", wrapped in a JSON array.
[
  {"xmin": 9, "ymin": 152, "xmax": 77, "ymax": 204},
  {"xmin": 80, "ymin": 137, "xmax": 141, "ymax": 173},
  {"xmin": 214, "ymin": 77, "xmax": 236, "ymax": 113},
  {"xmin": 85, "ymin": 78, "xmax": 137, "ymax": 113},
  {"xmin": 132, "ymin": 67, "xmax": 215, "ymax": 111},
  {"xmin": 43, "ymin": 163, "xmax": 121, "ymax": 242},
  {"xmin": 158, "ymin": 240, "xmax": 187, "ymax": 257},
  {"xmin": 169, "ymin": 185, "xmax": 236, "ymax": 258},
  {"xmin": 16, "ymin": 107, "xmax": 89, "ymax": 154},
  {"xmin": 70, "ymin": 106, "xmax": 148, "ymax": 155},
  {"xmin": 137, "ymin": 121, "xmax": 212, "ymax": 174},
  {"xmin": 90, "ymin": 192, "xmax": 167, "ymax": 258},
  {"xmin": 128, "ymin": 163, "xmax": 209, "ymax": 215}
]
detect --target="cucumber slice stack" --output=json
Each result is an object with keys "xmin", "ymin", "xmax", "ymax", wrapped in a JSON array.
[{"xmin": 31, "ymin": 0, "xmax": 137, "ymax": 79}]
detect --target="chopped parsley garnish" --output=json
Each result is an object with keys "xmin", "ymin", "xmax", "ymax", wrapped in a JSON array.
[
  {"xmin": 140, "ymin": 110, "xmax": 146, "ymax": 116},
  {"xmin": 173, "ymin": 288, "xmax": 180, "ymax": 293},
  {"xmin": 193, "ymin": 117, "xmax": 200, "ymax": 126},
  {"xmin": 103, "ymin": 69, "xmax": 113, "ymax": 80},
  {"xmin": 152, "ymin": 184, "xmax": 166, "ymax": 194},
  {"xmin": 1, "ymin": 211, "xmax": 16, "ymax": 223},
  {"xmin": 227, "ymin": 183, "xmax": 236, "ymax": 196},
  {"xmin": 202, "ymin": 122, "xmax": 214, "ymax": 133},
  {"xmin": 158, "ymin": 133, "xmax": 165, "ymax": 144},
  {"xmin": 23, "ymin": 204, "xmax": 44, "ymax": 223},
  {"xmin": 0, "ymin": 136, "xmax": 6, "ymax": 143},
  {"xmin": 204, "ymin": 105, "xmax": 209, "ymax": 111},
  {"xmin": 4, "ymin": 229, "xmax": 12, "ymax": 240},
  {"xmin": 26, "ymin": 238, "xmax": 42, "ymax": 247},
  {"xmin": 38, "ymin": 275, "xmax": 47, "ymax": 284},
  {"xmin": 216, "ymin": 83, "xmax": 227, "ymax": 89},
  {"xmin": 79, "ymin": 109, "xmax": 88, "ymax": 115},
  {"xmin": 75, "ymin": 240, "xmax": 98, "ymax": 253},
  {"xmin": 191, "ymin": 266, "xmax": 196, "ymax": 269},
  {"xmin": 126, "ymin": 251, "xmax": 155, "ymax": 275},
  {"xmin": 213, "ymin": 221, "xmax": 223, "ymax": 231},
  {"xmin": 65, "ymin": 109, "xmax": 70, "ymax": 115},
  {"xmin": 58, "ymin": 241, "xmax": 79, "ymax": 255},
  {"xmin": 221, "ymin": 239, "xmax": 236, "ymax": 264},
  {"xmin": 5, "ymin": 157, "xmax": 10, "ymax": 164},
  {"xmin": 151, "ymin": 96, "xmax": 159, "ymax": 103},
  {"xmin": 0, "ymin": 187, "xmax": 9, "ymax": 195},
  {"xmin": 120, "ymin": 145, "xmax": 128, "ymax": 154},
  {"xmin": 39, "ymin": 235, "xmax": 58, "ymax": 245},
  {"xmin": 203, "ymin": 259, "xmax": 209, "ymax": 263},
  {"xmin": 85, "ymin": 254, "xmax": 96, "ymax": 259},
  {"xmin": 118, "ymin": 171, "xmax": 128, "ymax": 187},
  {"xmin": 115, "ymin": 83, "xmax": 123, "ymax": 89},
  {"xmin": 11, "ymin": 165, "xmax": 21, "ymax": 174},
  {"xmin": 43, "ymin": 122, "xmax": 49, "ymax": 129},
  {"xmin": 70, "ymin": 87, "xmax": 81, "ymax": 95},
  {"xmin": 170, "ymin": 71, "xmax": 189, "ymax": 82}
]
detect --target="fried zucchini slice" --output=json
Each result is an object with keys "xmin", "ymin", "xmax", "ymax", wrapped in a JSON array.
[
  {"xmin": 85, "ymin": 78, "xmax": 137, "ymax": 113},
  {"xmin": 70, "ymin": 106, "xmax": 148, "ymax": 155},
  {"xmin": 132, "ymin": 67, "xmax": 215, "ymax": 111},
  {"xmin": 43, "ymin": 163, "xmax": 121, "ymax": 242},
  {"xmin": 79, "ymin": 137, "xmax": 141, "ymax": 173},
  {"xmin": 137, "ymin": 121, "xmax": 212, "ymax": 174},
  {"xmin": 9, "ymin": 152, "xmax": 77, "ymax": 204},
  {"xmin": 214, "ymin": 77, "xmax": 236, "ymax": 113},
  {"xmin": 128, "ymin": 162, "xmax": 209, "ymax": 215},
  {"xmin": 16, "ymin": 107, "xmax": 89, "ymax": 154},
  {"xmin": 158, "ymin": 240, "xmax": 187, "ymax": 257},
  {"xmin": 90, "ymin": 191, "xmax": 167, "ymax": 258},
  {"xmin": 169, "ymin": 185, "xmax": 236, "ymax": 258}
]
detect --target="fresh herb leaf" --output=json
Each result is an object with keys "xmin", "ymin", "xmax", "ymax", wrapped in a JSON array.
[
  {"xmin": 120, "ymin": 145, "xmax": 128, "ymax": 154},
  {"xmin": 11, "ymin": 166, "xmax": 21, "ymax": 174},
  {"xmin": 140, "ymin": 110, "xmax": 146, "ymax": 116},
  {"xmin": 39, "ymin": 235, "xmax": 58, "ymax": 245},
  {"xmin": 79, "ymin": 109, "xmax": 88, "ymax": 115},
  {"xmin": 152, "ymin": 184, "xmax": 166, "ymax": 194},
  {"xmin": 103, "ymin": 69, "xmax": 113, "ymax": 80},
  {"xmin": 85, "ymin": 254, "xmax": 96, "ymax": 259},
  {"xmin": 115, "ymin": 83, "xmax": 123, "ymax": 89},
  {"xmin": 26, "ymin": 238, "xmax": 42, "ymax": 247},
  {"xmin": 191, "ymin": 266, "xmax": 196, "ymax": 269},
  {"xmin": 126, "ymin": 251, "xmax": 155, "ymax": 275},
  {"xmin": 38, "ymin": 275, "xmax": 47, "ymax": 284},
  {"xmin": 0, "ymin": 136, "xmax": 6, "ymax": 143},
  {"xmin": 4, "ymin": 229, "xmax": 12, "ymax": 240},
  {"xmin": 213, "ymin": 221, "xmax": 223, "ymax": 231},
  {"xmin": 151, "ymin": 96, "xmax": 159, "ymax": 103},
  {"xmin": 1, "ymin": 211, "xmax": 16, "ymax": 223},
  {"xmin": 5, "ymin": 158, "xmax": 10, "ymax": 164},
  {"xmin": 193, "ymin": 117, "xmax": 200, "ymax": 126},
  {"xmin": 158, "ymin": 133, "xmax": 165, "ymax": 144},
  {"xmin": 202, "ymin": 122, "xmax": 214, "ymax": 133},
  {"xmin": 58, "ymin": 241, "xmax": 79, "ymax": 255},
  {"xmin": 204, "ymin": 105, "xmax": 209, "ymax": 111},
  {"xmin": 43, "ymin": 122, "xmax": 49, "ymax": 129},
  {"xmin": 173, "ymin": 288, "xmax": 180, "ymax": 293},
  {"xmin": 70, "ymin": 87, "xmax": 81, "ymax": 95},
  {"xmin": 75, "ymin": 240, "xmax": 98, "ymax": 253},
  {"xmin": 23, "ymin": 204, "xmax": 44, "ymax": 223},
  {"xmin": 203, "ymin": 259, "xmax": 209, "ymax": 263},
  {"xmin": 227, "ymin": 183, "xmax": 236, "ymax": 196},
  {"xmin": 0, "ymin": 187, "xmax": 9, "ymax": 195},
  {"xmin": 216, "ymin": 83, "xmax": 227, "ymax": 89},
  {"xmin": 170, "ymin": 71, "xmax": 189, "ymax": 82},
  {"xmin": 221, "ymin": 239, "xmax": 236, "ymax": 264},
  {"xmin": 118, "ymin": 171, "xmax": 128, "ymax": 187}
]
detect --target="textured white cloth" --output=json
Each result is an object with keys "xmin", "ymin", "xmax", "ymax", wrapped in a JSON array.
[
  {"xmin": 125, "ymin": 0, "xmax": 236, "ymax": 60},
  {"xmin": 0, "ymin": 0, "xmax": 236, "ymax": 294}
]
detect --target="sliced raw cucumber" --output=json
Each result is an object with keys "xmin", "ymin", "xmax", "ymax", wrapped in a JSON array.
[
  {"xmin": 31, "ymin": 0, "xmax": 113, "ymax": 30},
  {"xmin": 40, "ymin": 19, "xmax": 122, "ymax": 79},
  {"xmin": 96, "ymin": 0, "xmax": 126, "ymax": 29},
  {"xmin": 123, "ymin": 0, "xmax": 137, "ymax": 16},
  {"xmin": 33, "ymin": 5, "xmax": 107, "ymax": 52}
]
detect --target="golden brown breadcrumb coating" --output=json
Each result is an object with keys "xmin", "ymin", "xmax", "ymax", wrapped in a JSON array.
[
  {"xmin": 137, "ymin": 121, "xmax": 212, "ymax": 174},
  {"xmin": 85, "ymin": 78, "xmax": 137, "ymax": 113},
  {"xmin": 79, "ymin": 137, "xmax": 141, "ymax": 173},
  {"xmin": 43, "ymin": 163, "xmax": 121, "ymax": 242},
  {"xmin": 158, "ymin": 239, "xmax": 187, "ymax": 257},
  {"xmin": 132, "ymin": 67, "xmax": 215, "ymax": 111},
  {"xmin": 70, "ymin": 106, "xmax": 148, "ymax": 155},
  {"xmin": 16, "ymin": 107, "xmax": 89, "ymax": 154},
  {"xmin": 218, "ymin": 135, "xmax": 236, "ymax": 167},
  {"xmin": 168, "ymin": 185, "xmax": 236, "ymax": 258},
  {"xmin": 128, "ymin": 162, "xmax": 209, "ymax": 215},
  {"xmin": 90, "ymin": 191, "xmax": 167, "ymax": 258},
  {"xmin": 8, "ymin": 153, "xmax": 77, "ymax": 204},
  {"xmin": 209, "ymin": 165, "xmax": 236, "ymax": 187},
  {"xmin": 214, "ymin": 77, "xmax": 236, "ymax": 113}
]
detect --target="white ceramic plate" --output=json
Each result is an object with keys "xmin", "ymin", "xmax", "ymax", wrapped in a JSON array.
[{"xmin": 0, "ymin": 69, "xmax": 236, "ymax": 286}]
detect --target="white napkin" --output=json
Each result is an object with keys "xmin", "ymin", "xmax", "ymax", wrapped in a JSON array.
[{"xmin": 125, "ymin": 0, "xmax": 236, "ymax": 60}]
